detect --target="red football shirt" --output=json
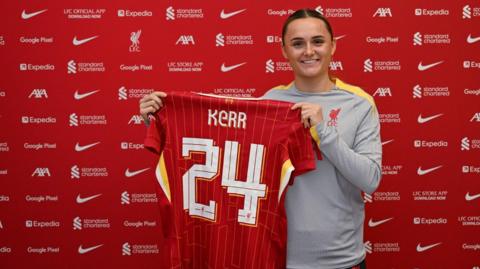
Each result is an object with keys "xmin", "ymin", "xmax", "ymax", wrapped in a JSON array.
[{"xmin": 145, "ymin": 91, "xmax": 317, "ymax": 269}]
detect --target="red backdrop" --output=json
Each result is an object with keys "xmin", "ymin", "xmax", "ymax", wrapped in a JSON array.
[{"xmin": 1, "ymin": 1, "xmax": 479, "ymax": 268}]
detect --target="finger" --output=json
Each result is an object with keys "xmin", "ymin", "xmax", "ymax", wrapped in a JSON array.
[
  {"xmin": 291, "ymin": 102, "xmax": 306, "ymax": 110},
  {"xmin": 150, "ymin": 95, "xmax": 164, "ymax": 107},
  {"xmin": 152, "ymin": 91, "xmax": 167, "ymax": 98}
]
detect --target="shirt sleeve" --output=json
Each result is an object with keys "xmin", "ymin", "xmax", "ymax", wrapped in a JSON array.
[
  {"xmin": 287, "ymin": 119, "xmax": 317, "ymax": 177},
  {"xmin": 144, "ymin": 110, "xmax": 167, "ymax": 155},
  {"xmin": 313, "ymin": 100, "xmax": 382, "ymax": 194}
]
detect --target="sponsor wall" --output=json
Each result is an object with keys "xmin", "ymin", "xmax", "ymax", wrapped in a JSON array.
[{"xmin": 0, "ymin": 1, "xmax": 479, "ymax": 268}]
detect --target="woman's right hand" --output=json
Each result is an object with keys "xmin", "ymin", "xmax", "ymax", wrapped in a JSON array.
[{"xmin": 139, "ymin": 91, "xmax": 167, "ymax": 123}]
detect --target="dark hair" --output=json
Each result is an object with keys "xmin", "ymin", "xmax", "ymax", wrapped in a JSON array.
[{"xmin": 281, "ymin": 9, "xmax": 334, "ymax": 45}]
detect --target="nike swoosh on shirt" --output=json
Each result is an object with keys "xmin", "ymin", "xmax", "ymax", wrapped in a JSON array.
[
  {"xmin": 74, "ymin": 90, "xmax": 100, "ymax": 100},
  {"xmin": 220, "ymin": 9, "xmax": 246, "ymax": 19},
  {"xmin": 76, "ymin": 194, "xmax": 102, "ymax": 204},
  {"xmin": 368, "ymin": 217, "xmax": 393, "ymax": 227},
  {"xmin": 418, "ymin": 61, "xmax": 444, "ymax": 71},
  {"xmin": 416, "ymin": 242, "xmax": 441, "ymax": 252},
  {"xmin": 21, "ymin": 9, "xmax": 48, "ymax": 20},
  {"xmin": 381, "ymin": 139, "xmax": 394, "ymax": 146},
  {"xmin": 125, "ymin": 168, "xmax": 150, "ymax": 178},
  {"xmin": 417, "ymin": 113, "xmax": 443, "ymax": 124},
  {"xmin": 221, "ymin": 62, "xmax": 246, "ymax": 72},
  {"xmin": 467, "ymin": 34, "xmax": 480, "ymax": 44},
  {"xmin": 73, "ymin": 35, "xmax": 98, "ymax": 46},
  {"xmin": 417, "ymin": 165, "xmax": 443, "ymax": 176},
  {"xmin": 75, "ymin": 142, "xmax": 100, "ymax": 152},
  {"xmin": 78, "ymin": 244, "xmax": 103, "ymax": 254},
  {"xmin": 334, "ymin": 35, "xmax": 346, "ymax": 41},
  {"xmin": 465, "ymin": 192, "xmax": 480, "ymax": 201}
]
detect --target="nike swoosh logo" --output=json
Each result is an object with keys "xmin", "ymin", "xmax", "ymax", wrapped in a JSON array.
[
  {"xmin": 21, "ymin": 9, "xmax": 48, "ymax": 20},
  {"xmin": 74, "ymin": 90, "xmax": 100, "ymax": 100},
  {"xmin": 465, "ymin": 192, "xmax": 480, "ymax": 201},
  {"xmin": 125, "ymin": 168, "xmax": 150, "ymax": 178},
  {"xmin": 381, "ymin": 139, "xmax": 394, "ymax": 146},
  {"xmin": 76, "ymin": 194, "xmax": 102, "ymax": 204},
  {"xmin": 368, "ymin": 217, "xmax": 393, "ymax": 227},
  {"xmin": 78, "ymin": 244, "xmax": 103, "ymax": 254},
  {"xmin": 418, "ymin": 61, "xmax": 444, "ymax": 71},
  {"xmin": 220, "ymin": 9, "xmax": 246, "ymax": 19},
  {"xmin": 467, "ymin": 34, "xmax": 480, "ymax": 44},
  {"xmin": 221, "ymin": 62, "xmax": 246, "ymax": 72},
  {"xmin": 73, "ymin": 35, "xmax": 98, "ymax": 46},
  {"xmin": 417, "ymin": 165, "xmax": 443, "ymax": 176},
  {"xmin": 417, "ymin": 113, "xmax": 443, "ymax": 124},
  {"xmin": 75, "ymin": 142, "xmax": 100, "ymax": 152},
  {"xmin": 334, "ymin": 35, "xmax": 346, "ymax": 41},
  {"xmin": 416, "ymin": 242, "xmax": 441, "ymax": 252}
]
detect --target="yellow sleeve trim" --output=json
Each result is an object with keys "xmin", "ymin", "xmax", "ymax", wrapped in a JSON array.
[
  {"xmin": 279, "ymin": 159, "xmax": 294, "ymax": 202},
  {"xmin": 155, "ymin": 153, "xmax": 171, "ymax": 202},
  {"xmin": 309, "ymin": 126, "xmax": 321, "ymax": 148},
  {"xmin": 271, "ymin": 82, "xmax": 293, "ymax": 90},
  {"xmin": 335, "ymin": 78, "xmax": 376, "ymax": 109}
]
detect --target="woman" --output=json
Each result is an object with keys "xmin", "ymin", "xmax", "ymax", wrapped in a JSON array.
[{"xmin": 140, "ymin": 9, "xmax": 381, "ymax": 269}]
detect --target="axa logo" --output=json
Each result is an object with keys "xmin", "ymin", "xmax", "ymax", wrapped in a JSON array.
[
  {"xmin": 129, "ymin": 30, "xmax": 141, "ymax": 52},
  {"xmin": 329, "ymin": 61, "xmax": 343, "ymax": 71},
  {"xmin": 373, "ymin": 8, "xmax": 392, "ymax": 17},
  {"xmin": 470, "ymin": 112, "xmax": 480, "ymax": 122},
  {"xmin": 373, "ymin": 87, "xmax": 392, "ymax": 97},
  {"xmin": 176, "ymin": 35, "xmax": 195, "ymax": 45},
  {"xmin": 32, "ymin": 168, "xmax": 51, "ymax": 177},
  {"xmin": 28, "ymin": 89, "xmax": 48, "ymax": 99},
  {"xmin": 128, "ymin": 115, "xmax": 144, "ymax": 125},
  {"xmin": 327, "ymin": 108, "xmax": 341, "ymax": 127}
]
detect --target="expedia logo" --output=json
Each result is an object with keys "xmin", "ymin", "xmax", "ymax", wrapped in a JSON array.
[
  {"xmin": 25, "ymin": 220, "xmax": 60, "ymax": 228},
  {"xmin": 413, "ymin": 217, "xmax": 447, "ymax": 225},
  {"xmin": 462, "ymin": 165, "xmax": 480, "ymax": 174},
  {"xmin": 414, "ymin": 140, "xmax": 448, "ymax": 148},
  {"xmin": 415, "ymin": 8, "xmax": 449, "ymax": 16},
  {"xmin": 21, "ymin": 116, "xmax": 56, "ymax": 124},
  {"xmin": 117, "ymin": 9, "xmax": 153, "ymax": 17},
  {"xmin": 19, "ymin": 63, "xmax": 55, "ymax": 72}
]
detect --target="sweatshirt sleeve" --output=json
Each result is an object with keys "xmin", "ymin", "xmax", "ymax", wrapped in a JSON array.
[{"xmin": 313, "ymin": 101, "xmax": 382, "ymax": 194}]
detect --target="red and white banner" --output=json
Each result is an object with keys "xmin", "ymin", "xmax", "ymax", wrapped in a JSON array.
[{"xmin": 0, "ymin": 1, "xmax": 479, "ymax": 268}]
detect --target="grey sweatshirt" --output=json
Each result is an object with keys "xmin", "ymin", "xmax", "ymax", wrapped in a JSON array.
[{"xmin": 262, "ymin": 78, "xmax": 382, "ymax": 269}]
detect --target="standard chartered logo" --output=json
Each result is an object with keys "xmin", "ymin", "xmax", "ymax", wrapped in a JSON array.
[
  {"xmin": 69, "ymin": 113, "xmax": 79, "ymax": 126},
  {"xmin": 118, "ymin": 86, "xmax": 128, "ymax": 100},
  {"xmin": 413, "ymin": 85, "xmax": 422, "ymax": 98},
  {"xmin": 121, "ymin": 191, "xmax": 130, "ymax": 205},
  {"xmin": 122, "ymin": 242, "xmax": 131, "ymax": 256},
  {"xmin": 364, "ymin": 193, "xmax": 373, "ymax": 203},
  {"xmin": 463, "ymin": 5, "xmax": 471, "ymax": 19},
  {"xmin": 315, "ymin": 6, "xmax": 324, "ymax": 15},
  {"xmin": 71, "ymin": 165, "xmax": 80, "ymax": 179},
  {"xmin": 364, "ymin": 59, "xmax": 373, "ymax": 72},
  {"xmin": 73, "ymin": 217, "xmax": 82, "ymax": 230},
  {"xmin": 461, "ymin": 137, "xmax": 470, "ymax": 151},
  {"xmin": 67, "ymin": 60, "xmax": 77, "ymax": 74},
  {"xmin": 166, "ymin": 7, "xmax": 175, "ymax": 20},
  {"xmin": 265, "ymin": 59, "xmax": 274, "ymax": 73},
  {"xmin": 413, "ymin": 32, "xmax": 422, "ymax": 45},
  {"xmin": 216, "ymin": 33, "xmax": 225, "ymax": 47},
  {"xmin": 364, "ymin": 241, "xmax": 373, "ymax": 254}
]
